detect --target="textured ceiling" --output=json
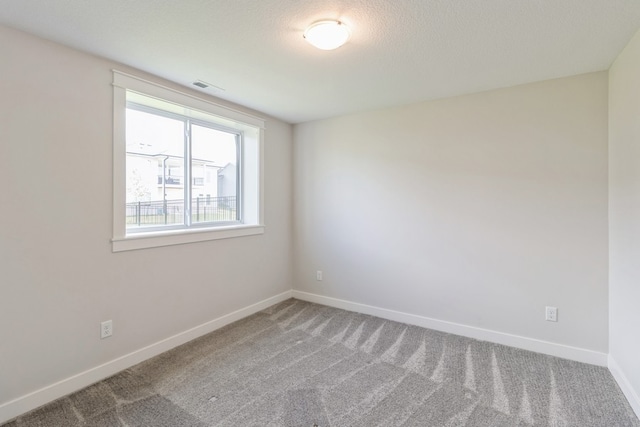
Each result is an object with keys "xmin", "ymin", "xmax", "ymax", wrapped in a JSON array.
[{"xmin": 1, "ymin": 1, "xmax": 640, "ymax": 123}]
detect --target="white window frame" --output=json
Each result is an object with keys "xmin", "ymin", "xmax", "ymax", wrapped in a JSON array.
[{"xmin": 112, "ymin": 70, "xmax": 264, "ymax": 252}]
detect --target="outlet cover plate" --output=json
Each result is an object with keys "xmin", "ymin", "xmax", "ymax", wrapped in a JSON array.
[{"xmin": 101, "ymin": 320, "xmax": 113, "ymax": 339}]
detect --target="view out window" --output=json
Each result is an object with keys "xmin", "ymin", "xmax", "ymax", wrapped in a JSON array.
[
  {"xmin": 125, "ymin": 105, "xmax": 241, "ymax": 231},
  {"xmin": 112, "ymin": 71, "xmax": 264, "ymax": 252}
]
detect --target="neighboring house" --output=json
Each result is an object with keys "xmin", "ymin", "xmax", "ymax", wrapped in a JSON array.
[
  {"xmin": 126, "ymin": 153, "xmax": 224, "ymax": 203},
  {"xmin": 126, "ymin": 152, "xmax": 236, "ymax": 226},
  {"xmin": 217, "ymin": 162, "xmax": 236, "ymax": 199}
]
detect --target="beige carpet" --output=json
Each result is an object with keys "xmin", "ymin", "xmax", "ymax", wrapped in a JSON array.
[{"xmin": 4, "ymin": 299, "xmax": 639, "ymax": 426}]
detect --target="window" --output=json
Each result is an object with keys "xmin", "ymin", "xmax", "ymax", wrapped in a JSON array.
[
  {"xmin": 125, "ymin": 105, "xmax": 240, "ymax": 229},
  {"xmin": 112, "ymin": 71, "xmax": 264, "ymax": 252}
]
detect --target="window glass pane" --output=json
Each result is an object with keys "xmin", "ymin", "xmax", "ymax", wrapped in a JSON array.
[
  {"xmin": 191, "ymin": 124, "xmax": 238, "ymax": 223},
  {"xmin": 126, "ymin": 108, "xmax": 185, "ymax": 228}
]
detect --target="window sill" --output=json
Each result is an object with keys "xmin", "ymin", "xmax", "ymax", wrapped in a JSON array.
[{"xmin": 112, "ymin": 224, "xmax": 264, "ymax": 252}]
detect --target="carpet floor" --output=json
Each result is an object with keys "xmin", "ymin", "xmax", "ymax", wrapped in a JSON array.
[{"xmin": 4, "ymin": 298, "xmax": 639, "ymax": 426}]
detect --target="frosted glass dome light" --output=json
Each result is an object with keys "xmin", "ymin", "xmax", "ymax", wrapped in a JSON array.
[{"xmin": 304, "ymin": 20, "xmax": 351, "ymax": 50}]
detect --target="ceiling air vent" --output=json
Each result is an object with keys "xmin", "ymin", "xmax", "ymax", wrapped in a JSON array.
[{"xmin": 192, "ymin": 80, "xmax": 225, "ymax": 92}]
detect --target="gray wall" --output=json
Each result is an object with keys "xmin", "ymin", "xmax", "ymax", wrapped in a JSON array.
[
  {"xmin": 609, "ymin": 28, "xmax": 640, "ymax": 415},
  {"xmin": 0, "ymin": 25, "xmax": 293, "ymax": 406},
  {"xmin": 293, "ymin": 72, "xmax": 609, "ymax": 353}
]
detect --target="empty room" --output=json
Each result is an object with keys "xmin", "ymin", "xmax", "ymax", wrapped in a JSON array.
[{"xmin": 1, "ymin": 1, "xmax": 640, "ymax": 426}]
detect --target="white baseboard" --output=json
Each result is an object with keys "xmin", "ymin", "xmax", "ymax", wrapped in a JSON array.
[
  {"xmin": 292, "ymin": 290, "xmax": 608, "ymax": 367},
  {"xmin": 609, "ymin": 356, "xmax": 640, "ymax": 419},
  {"xmin": 0, "ymin": 290, "xmax": 293, "ymax": 425}
]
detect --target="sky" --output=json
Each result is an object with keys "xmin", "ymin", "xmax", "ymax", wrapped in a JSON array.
[{"xmin": 125, "ymin": 108, "xmax": 237, "ymax": 167}]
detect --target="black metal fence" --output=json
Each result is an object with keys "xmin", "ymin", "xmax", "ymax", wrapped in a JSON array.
[{"xmin": 126, "ymin": 196, "xmax": 237, "ymax": 226}]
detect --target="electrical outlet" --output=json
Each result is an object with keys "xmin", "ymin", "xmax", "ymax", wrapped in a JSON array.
[
  {"xmin": 545, "ymin": 306, "xmax": 558, "ymax": 322},
  {"xmin": 101, "ymin": 320, "xmax": 113, "ymax": 339},
  {"xmin": 316, "ymin": 270, "xmax": 323, "ymax": 281}
]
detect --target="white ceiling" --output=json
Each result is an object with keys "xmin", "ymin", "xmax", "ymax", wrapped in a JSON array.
[{"xmin": 1, "ymin": 1, "xmax": 639, "ymax": 123}]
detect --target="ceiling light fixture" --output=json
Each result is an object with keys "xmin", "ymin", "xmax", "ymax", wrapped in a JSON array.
[{"xmin": 304, "ymin": 20, "xmax": 351, "ymax": 50}]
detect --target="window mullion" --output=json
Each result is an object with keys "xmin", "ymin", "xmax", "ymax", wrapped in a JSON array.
[{"xmin": 184, "ymin": 120, "xmax": 192, "ymax": 227}]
